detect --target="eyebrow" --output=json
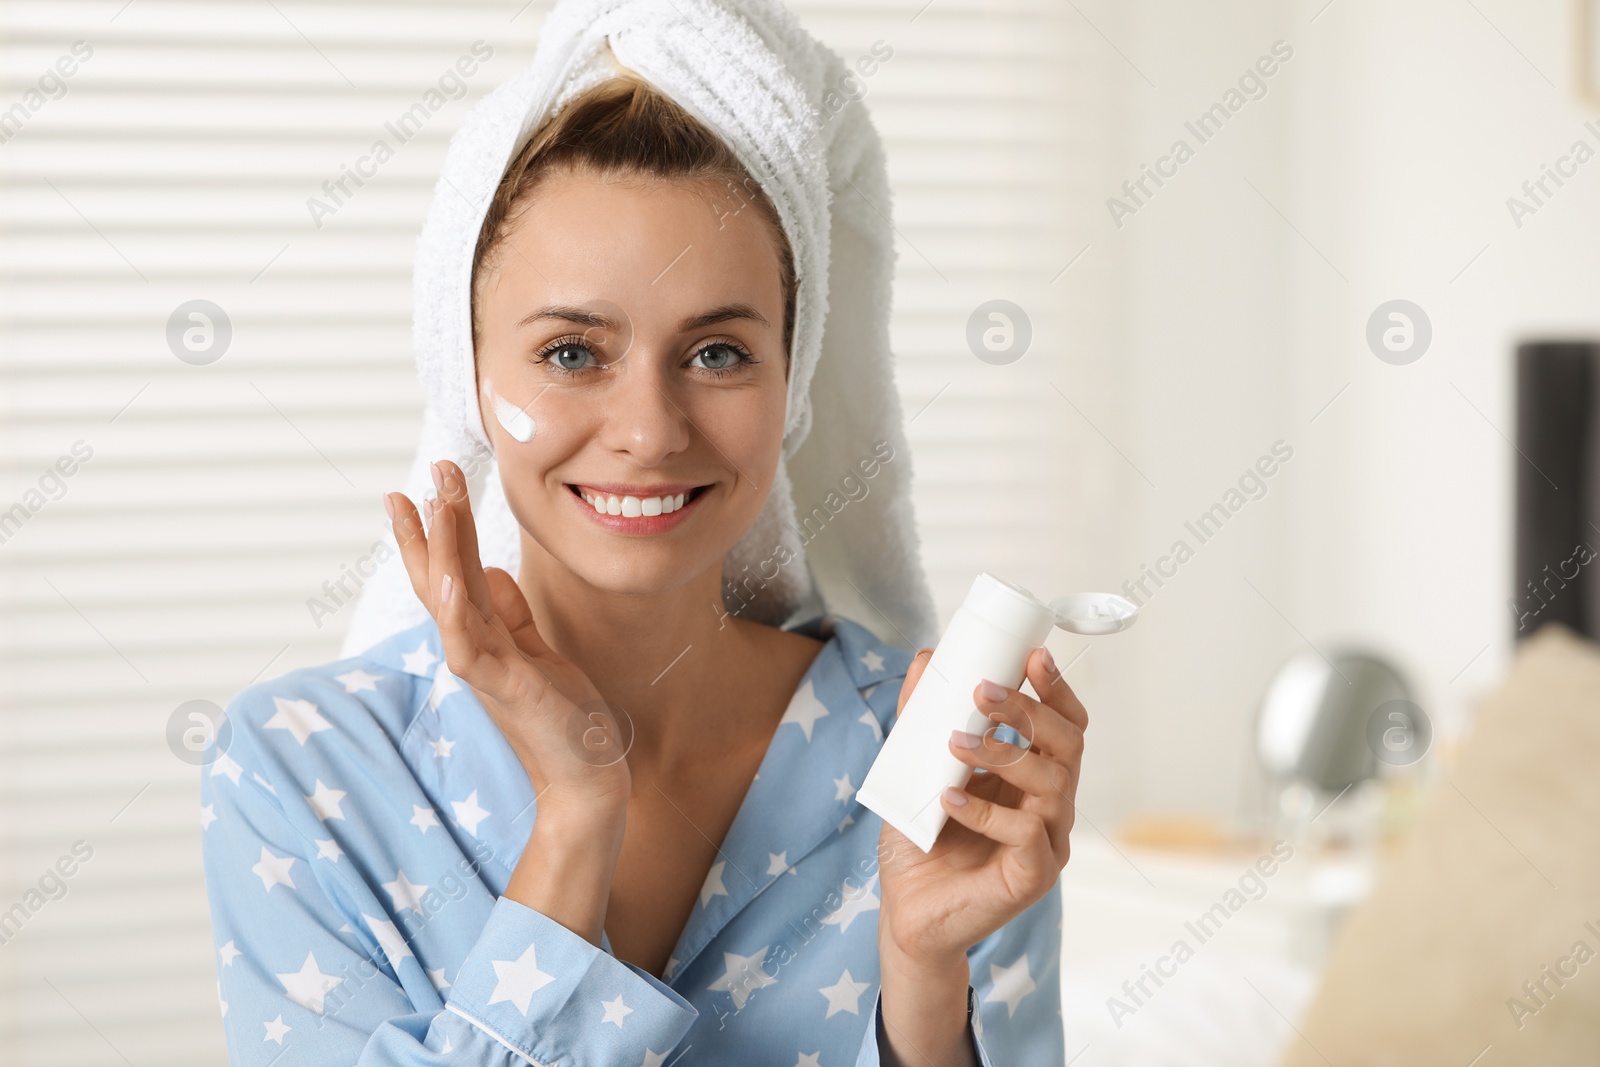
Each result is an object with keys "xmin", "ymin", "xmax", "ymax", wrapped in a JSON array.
[{"xmin": 515, "ymin": 302, "xmax": 770, "ymax": 333}]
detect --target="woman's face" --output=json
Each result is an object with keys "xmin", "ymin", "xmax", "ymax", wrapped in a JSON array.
[{"xmin": 472, "ymin": 168, "xmax": 789, "ymax": 597}]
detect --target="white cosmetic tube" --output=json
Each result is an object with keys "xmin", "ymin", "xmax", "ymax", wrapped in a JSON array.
[{"xmin": 857, "ymin": 572, "xmax": 1136, "ymax": 853}]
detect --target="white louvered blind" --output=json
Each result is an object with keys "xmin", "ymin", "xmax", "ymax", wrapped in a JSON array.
[{"xmin": 0, "ymin": 0, "xmax": 1105, "ymax": 1061}]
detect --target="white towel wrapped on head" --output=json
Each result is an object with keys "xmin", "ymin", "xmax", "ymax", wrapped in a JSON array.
[{"xmin": 341, "ymin": 0, "xmax": 937, "ymax": 658}]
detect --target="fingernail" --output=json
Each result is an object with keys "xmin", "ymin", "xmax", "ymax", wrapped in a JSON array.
[
  {"xmin": 1040, "ymin": 646, "xmax": 1057, "ymax": 675},
  {"xmin": 950, "ymin": 729, "xmax": 982, "ymax": 749},
  {"xmin": 978, "ymin": 679, "xmax": 1007, "ymax": 703},
  {"xmin": 382, "ymin": 493, "xmax": 395, "ymax": 521},
  {"xmin": 942, "ymin": 786, "xmax": 968, "ymax": 807},
  {"xmin": 440, "ymin": 573, "xmax": 454, "ymax": 605},
  {"xmin": 431, "ymin": 461, "xmax": 444, "ymax": 494}
]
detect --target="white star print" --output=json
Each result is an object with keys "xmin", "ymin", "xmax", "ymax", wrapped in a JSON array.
[
  {"xmin": 250, "ymin": 847, "xmax": 296, "ymax": 892},
  {"xmin": 858, "ymin": 708, "xmax": 883, "ymax": 743},
  {"xmin": 984, "ymin": 954, "xmax": 1036, "ymax": 1017},
  {"xmin": 199, "ymin": 803, "xmax": 217, "ymax": 830},
  {"xmin": 836, "ymin": 813, "xmax": 856, "ymax": 834},
  {"xmin": 306, "ymin": 779, "xmax": 347, "ymax": 821},
  {"xmin": 427, "ymin": 967, "xmax": 451, "ymax": 991},
  {"xmin": 451, "ymin": 790, "xmax": 490, "ymax": 836},
  {"xmin": 641, "ymin": 1051, "xmax": 669, "ymax": 1067},
  {"xmin": 664, "ymin": 956, "xmax": 680, "ymax": 979},
  {"xmin": 383, "ymin": 870, "xmax": 428, "ymax": 913},
  {"xmin": 362, "ymin": 913, "xmax": 414, "ymax": 970},
  {"xmin": 316, "ymin": 838, "xmax": 344, "ymax": 862},
  {"xmin": 401, "ymin": 640, "xmax": 439, "ymax": 675},
  {"xmin": 217, "ymin": 980, "xmax": 226, "ymax": 1018},
  {"xmin": 489, "ymin": 943, "xmax": 555, "ymax": 1014},
  {"xmin": 600, "ymin": 993, "xmax": 633, "ymax": 1027},
  {"xmin": 699, "ymin": 860, "xmax": 729, "ymax": 906},
  {"xmin": 427, "ymin": 668, "xmax": 463, "ymax": 710},
  {"xmin": 219, "ymin": 940, "xmax": 241, "ymax": 966},
  {"xmin": 251, "ymin": 772, "xmax": 277, "ymax": 796},
  {"xmin": 819, "ymin": 968, "xmax": 871, "ymax": 1018},
  {"xmin": 822, "ymin": 873, "xmax": 879, "ymax": 933},
  {"xmin": 277, "ymin": 951, "xmax": 343, "ymax": 1014},
  {"xmin": 262, "ymin": 1014, "xmax": 289, "ymax": 1044},
  {"xmin": 410, "ymin": 805, "xmax": 440, "ymax": 834},
  {"xmin": 860, "ymin": 649, "xmax": 885, "ymax": 672},
  {"xmin": 335, "ymin": 668, "xmax": 380, "ymax": 694},
  {"xmin": 209, "ymin": 751, "xmax": 243, "ymax": 786},
  {"xmin": 767, "ymin": 851, "xmax": 795, "ymax": 877},
  {"xmin": 439, "ymin": 1036, "xmax": 453, "ymax": 1054},
  {"xmin": 707, "ymin": 946, "xmax": 778, "ymax": 1010},
  {"xmin": 795, "ymin": 1053, "xmax": 822, "ymax": 1067},
  {"xmin": 428, "ymin": 736, "xmax": 455, "ymax": 758},
  {"xmin": 779, "ymin": 680, "xmax": 830, "ymax": 742},
  {"xmin": 264, "ymin": 696, "xmax": 333, "ymax": 746},
  {"xmin": 833, "ymin": 773, "xmax": 856, "ymax": 802}
]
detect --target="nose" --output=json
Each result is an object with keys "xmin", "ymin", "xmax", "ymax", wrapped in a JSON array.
[{"xmin": 595, "ymin": 353, "xmax": 693, "ymax": 467}]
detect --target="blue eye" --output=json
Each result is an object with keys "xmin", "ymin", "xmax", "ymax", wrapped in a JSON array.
[
  {"xmin": 537, "ymin": 342, "xmax": 600, "ymax": 373},
  {"xmin": 690, "ymin": 342, "xmax": 752, "ymax": 372}
]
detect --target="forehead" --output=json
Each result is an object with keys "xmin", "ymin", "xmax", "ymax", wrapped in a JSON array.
[{"xmin": 485, "ymin": 171, "xmax": 784, "ymax": 322}]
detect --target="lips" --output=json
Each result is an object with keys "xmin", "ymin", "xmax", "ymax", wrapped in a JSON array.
[{"xmin": 565, "ymin": 483, "xmax": 710, "ymax": 532}]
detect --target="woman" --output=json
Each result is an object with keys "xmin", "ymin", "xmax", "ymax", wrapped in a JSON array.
[{"xmin": 200, "ymin": 4, "xmax": 1084, "ymax": 1065}]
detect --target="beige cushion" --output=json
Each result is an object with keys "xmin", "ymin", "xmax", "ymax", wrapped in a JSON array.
[{"xmin": 1281, "ymin": 624, "xmax": 1600, "ymax": 1067}]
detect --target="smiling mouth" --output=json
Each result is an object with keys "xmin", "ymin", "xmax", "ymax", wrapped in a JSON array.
[{"xmin": 567, "ymin": 484, "xmax": 711, "ymax": 518}]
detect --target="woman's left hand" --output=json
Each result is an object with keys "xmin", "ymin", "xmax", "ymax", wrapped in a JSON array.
[{"xmin": 876, "ymin": 646, "xmax": 1086, "ymax": 967}]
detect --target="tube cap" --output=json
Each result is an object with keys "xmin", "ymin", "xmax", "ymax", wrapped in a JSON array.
[{"xmin": 1050, "ymin": 592, "xmax": 1140, "ymax": 635}]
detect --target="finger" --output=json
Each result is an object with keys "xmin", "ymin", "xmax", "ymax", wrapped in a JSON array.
[
  {"xmin": 437, "ymin": 568, "xmax": 552, "ymax": 710},
  {"xmin": 484, "ymin": 567, "xmax": 556, "ymax": 661},
  {"xmin": 423, "ymin": 490, "xmax": 467, "ymax": 616},
  {"xmin": 949, "ymin": 733, "xmax": 1075, "ymax": 852},
  {"xmin": 389, "ymin": 493, "xmax": 433, "ymax": 608},
  {"xmin": 976, "ymin": 679, "xmax": 1084, "ymax": 767},
  {"xmin": 895, "ymin": 648, "xmax": 934, "ymax": 718},
  {"xmin": 1027, "ymin": 646, "xmax": 1088, "ymax": 732},
  {"xmin": 432, "ymin": 460, "xmax": 493, "ymax": 616},
  {"xmin": 939, "ymin": 781, "xmax": 1056, "ymax": 862}
]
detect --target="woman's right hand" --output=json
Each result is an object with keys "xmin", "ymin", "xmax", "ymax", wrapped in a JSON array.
[{"xmin": 387, "ymin": 459, "xmax": 633, "ymax": 822}]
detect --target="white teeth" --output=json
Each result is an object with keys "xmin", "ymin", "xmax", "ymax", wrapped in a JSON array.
[{"xmin": 577, "ymin": 489, "xmax": 693, "ymax": 516}]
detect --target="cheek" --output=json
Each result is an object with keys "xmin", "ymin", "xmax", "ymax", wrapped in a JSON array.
[{"xmin": 697, "ymin": 388, "xmax": 786, "ymax": 483}]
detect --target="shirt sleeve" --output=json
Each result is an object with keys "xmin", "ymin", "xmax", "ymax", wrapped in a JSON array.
[
  {"xmin": 851, "ymin": 879, "xmax": 1065, "ymax": 1067},
  {"xmin": 199, "ymin": 685, "xmax": 698, "ymax": 1067}
]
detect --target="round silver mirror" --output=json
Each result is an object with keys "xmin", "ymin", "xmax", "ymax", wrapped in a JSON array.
[{"xmin": 1256, "ymin": 649, "xmax": 1425, "ymax": 793}]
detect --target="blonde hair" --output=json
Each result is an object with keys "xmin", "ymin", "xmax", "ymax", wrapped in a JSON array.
[{"xmin": 470, "ymin": 72, "xmax": 798, "ymax": 362}]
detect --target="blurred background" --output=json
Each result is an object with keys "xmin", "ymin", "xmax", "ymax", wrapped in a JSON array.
[{"xmin": 2, "ymin": 0, "xmax": 1598, "ymax": 1064}]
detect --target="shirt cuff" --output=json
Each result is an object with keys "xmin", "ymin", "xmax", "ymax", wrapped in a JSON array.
[
  {"xmin": 446, "ymin": 896, "xmax": 697, "ymax": 1065},
  {"xmin": 855, "ymin": 985, "xmax": 990, "ymax": 1067}
]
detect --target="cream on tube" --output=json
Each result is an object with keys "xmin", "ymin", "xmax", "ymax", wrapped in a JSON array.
[{"xmin": 856, "ymin": 573, "xmax": 1138, "ymax": 853}]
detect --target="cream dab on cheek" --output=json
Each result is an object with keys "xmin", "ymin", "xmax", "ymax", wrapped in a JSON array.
[{"xmin": 481, "ymin": 378, "xmax": 537, "ymax": 443}]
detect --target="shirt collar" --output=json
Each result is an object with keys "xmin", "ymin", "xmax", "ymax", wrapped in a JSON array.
[{"xmin": 359, "ymin": 612, "xmax": 911, "ymax": 980}]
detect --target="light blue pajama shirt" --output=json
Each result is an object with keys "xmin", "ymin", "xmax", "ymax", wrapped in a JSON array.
[{"xmin": 199, "ymin": 612, "xmax": 1065, "ymax": 1067}]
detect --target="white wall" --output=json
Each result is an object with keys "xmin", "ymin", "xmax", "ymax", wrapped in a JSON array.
[{"xmin": 1073, "ymin": 0, "xmax": 1600, "ymax": 826}]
